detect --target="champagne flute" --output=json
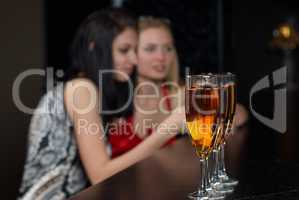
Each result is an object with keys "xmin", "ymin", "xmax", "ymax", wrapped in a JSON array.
[
  {"xmin": 210, "ymin": 74, "xmax": 228, "ymax": 192},
  {"xmin": 218, "ymin": 73, "xmax": 239, "ymax": 188},
  {"xmin": 185, "ymin": 74, "xmax": 222, "ymax": 199},
  {"xmin": 210, "ymin": 73, "xmax": 236, "ymax": 194}
]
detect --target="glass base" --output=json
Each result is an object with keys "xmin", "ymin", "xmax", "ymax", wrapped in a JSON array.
[
  {"xmin": 213, "ymin": 184, "xmax": 234, "ymax": 195},
  {"xmin": 220, "ymin": 175, "xmax": 239, "ymax": 187},
  {"xmin": 188, "ymin": 190, "xmax": 225, "ymax": 200},
  {"xmin": 188, "ymin": 191, "xmax": 209, "ymax": 200}
]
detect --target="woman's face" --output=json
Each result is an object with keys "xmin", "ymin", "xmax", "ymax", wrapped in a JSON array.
[
  {"xmin": 112, "ymin": 28, "xmax": 137, "ymax": 82},
  {"xmin": 137, "ymin": 27, "xmax": 175, "ymax": 81}
]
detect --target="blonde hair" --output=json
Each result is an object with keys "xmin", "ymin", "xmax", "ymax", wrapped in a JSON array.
[{"xmin": 138, "ymin": 16, "xmax": 180, "ymax": 85}]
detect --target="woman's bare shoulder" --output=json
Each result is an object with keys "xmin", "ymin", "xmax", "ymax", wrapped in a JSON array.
[
  {"xmin": 64, "ymin": 78, "xmax": 99, "ymax": 98},
  {"xmin": 65, "ymin": 78, "xmax": 97, "ymax": 90},
  {"xmin": 64, "ymin": 78, "xmax": 100, "ymax": 118}
]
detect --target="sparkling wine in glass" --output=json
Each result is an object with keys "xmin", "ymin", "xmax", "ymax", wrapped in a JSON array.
[{"xmin": 185, "ymin": 75, "xmax": 222, "ymax": 199}]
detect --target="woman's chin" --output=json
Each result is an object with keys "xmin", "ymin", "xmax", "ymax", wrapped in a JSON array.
[
  {"xmin": 114, "ymin": 76, "xmax": 131, "ymax": 82},
  {"xmin": 114, "ymin": 71, "xmax": 134, "ymax": 82},
  {"xmin": 147, "ymin": 73, "xmax": 168, "ymax": 82}
]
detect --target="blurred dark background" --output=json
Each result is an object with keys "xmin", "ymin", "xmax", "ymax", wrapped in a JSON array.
[{"xmin": 1, "ymin": 0, "xmax": 299, "ymax": 199}]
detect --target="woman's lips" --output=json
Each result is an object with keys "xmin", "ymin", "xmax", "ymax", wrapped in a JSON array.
[{"xmin": 153, "ymin": 65, "xmax": 166, "ymax": 73}]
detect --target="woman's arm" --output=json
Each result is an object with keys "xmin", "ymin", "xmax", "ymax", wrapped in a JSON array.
[{"xmin": 64, "ymin": 79, "xmax": 184, "ymax": 184}]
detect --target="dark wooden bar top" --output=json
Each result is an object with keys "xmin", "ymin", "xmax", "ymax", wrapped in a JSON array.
[
  {"xmin": 67, "ymin": 87, "xmax": 299, "ymax": 200},
  {"xmin": 68, "ymin": 123, "xmax": 299, "ymax": 200}
]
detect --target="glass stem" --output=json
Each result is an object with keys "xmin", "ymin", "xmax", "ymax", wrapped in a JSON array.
[
  {"xmin": 198, "ymin": 158, "xmax": 209, "ymax": 194},
  {"xmin": 219, "ymin": 143, "xmax": 227, "ymax": 177},
  {"xmin": 212, "ymin": 149, "xmax": 220, "ymax": 180},
  {"xmin": 220, "ymin": 119, "xmax": 232, "ymax": 178},
  {"xmin": 206, "ymin": 156, "xmax": 212, "ymax": 190}
]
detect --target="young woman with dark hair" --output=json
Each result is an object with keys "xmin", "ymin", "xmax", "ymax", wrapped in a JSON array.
[{"xmin": 18, "ymin": 8, "xmax": 184, "ymax": 200}]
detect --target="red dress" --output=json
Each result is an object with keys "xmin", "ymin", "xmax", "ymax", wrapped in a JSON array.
[{"xmin": 108, "ymin": 86, "xmax": 176, "ymax": 158}]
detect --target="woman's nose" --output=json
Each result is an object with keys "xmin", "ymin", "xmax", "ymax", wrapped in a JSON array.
[
  {"xmin": 129, "ymin": 51, "xmax": 137, "ymax": 66},
  {"xmin": 155, "ymin": 50, "xmax": 166, "ymax": 62}
]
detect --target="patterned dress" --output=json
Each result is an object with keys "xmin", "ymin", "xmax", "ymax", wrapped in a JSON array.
[{"xmin": 18, "ymin": 84, "xmax": 91, "ymax": 200}]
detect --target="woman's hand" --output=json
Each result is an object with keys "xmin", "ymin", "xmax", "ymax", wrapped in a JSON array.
[{"xmin": 234, "ymin": 104, "xmax": 249, "ymax": 128}]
